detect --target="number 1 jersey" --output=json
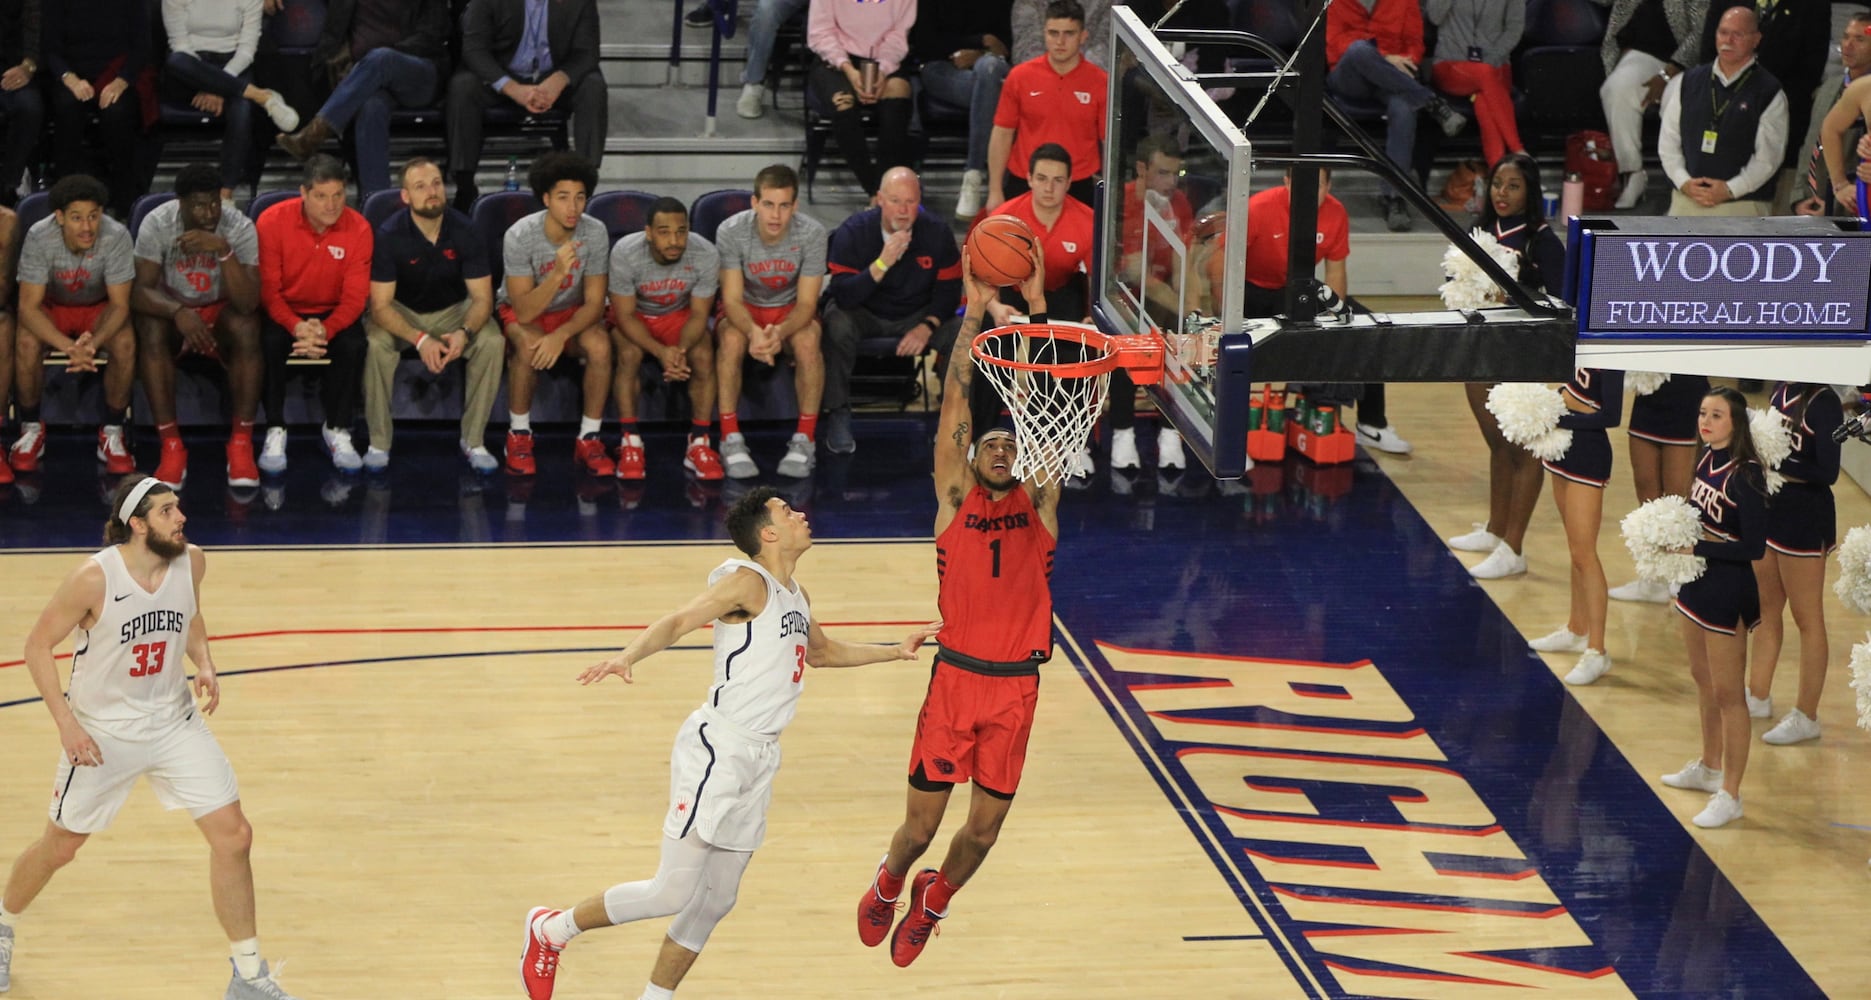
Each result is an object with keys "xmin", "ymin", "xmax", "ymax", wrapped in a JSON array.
[{"xmin": 936, "ymin": 485, "xmax": 1056, "ymax": 665}]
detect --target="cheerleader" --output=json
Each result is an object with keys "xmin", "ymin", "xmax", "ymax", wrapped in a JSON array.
[
  {"xmin": 1450, "ymin": 153, "xmax": 1567, "ymax": 580},
  {"xmin": 1609, "ymin": 372, "xmax": 1711, "ymax": 603},
  {"xmin": 1748, "ymin": 382, "xmax": 1842, "ymax": 743},
  {"xmin": 1661, "ymin": 386, "xmax": 1768, "ymax": 829},
  {"xmin": 1528, "ymin": 367, "xmax": 1624, "ymax": 685}
]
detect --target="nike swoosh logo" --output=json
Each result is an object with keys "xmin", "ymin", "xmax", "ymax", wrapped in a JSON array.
[
  {"xmin": 113, "ymin": 593, "xmax": 130, "ymax": 601},
  {"xmin": 1029, "ymin": 91, "xmax": 1043, "ymax": 96}
]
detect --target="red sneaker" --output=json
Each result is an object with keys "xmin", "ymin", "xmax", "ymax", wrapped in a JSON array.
[
  {"xmin": 97, "ymin": 428, "xmax": 135, "ymax": 475},
  {"xmin": 615, "ymin": 438, "xmax": 646, "ymax": 480},
  {"xmin": 0, "ymin": 452, "xmax": 13, "ymax": 485},
  {"xmin": 573, "ymin": 436, "xmax": 615, "ymax": 476},
  {"xmin": 505, "ymin": 431, "xmax": 537, "ymax": 476},
  {"xmin": 10, "ymin": 423, "xmax": 45, "ymax": 473},
  {"xmin": 684, "ymin": 440, "xmax": 725, "ymax": 480},
  {"xmin": 226, "ymin": 435, "xmax": 260, "ymax": 488},
  {"xmin": 518, "ymin": 906, "xmax": 564, "ymax": 1000},
  {"xmin": 889, "ymin": 870, "xmax": 943, "ymax": 968},
  {"xmin": 858, "ymin": 864, "xmax": 902, "ymax": 947},
  {"xmin": 154, "ymin": 437, "xmax": 189, "ymax": 487}
]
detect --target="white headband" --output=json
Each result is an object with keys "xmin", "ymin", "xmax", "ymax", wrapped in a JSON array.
[{"xmin": 118, "ymin": 478, "xmax": 162, "ymax": 526}]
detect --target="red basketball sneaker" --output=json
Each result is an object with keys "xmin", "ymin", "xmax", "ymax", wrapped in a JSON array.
[
  {"xmin": 505, "ymin": 431, "xmax": 536, "ymax": 476},
  {"xmin": 97, "ymin": 427, "xmax": 135, "ymax": 475},
  {"xmin": 857, "ymin": 862, "xmax": 902, "ymax": 947},
  {"xmin": 226, "ymin": 434, "xmax": 260, "ymax": 488},
  {"xmin": 9, "ymin": 423, "xmax": 43, "ymax": 473},
  {"xmin": 155, "ymin": 437, "xmax": 188, "ymax": 487},
  {"xmin": 519, "ymin": 906, "xmax": 564, "ymax": 1000},
  {"xmin": 684, "ymin": 440, "xmax": 724, "ymax": 480},
  {"xmin": 0, "ymin": 452, "xmax": 13, "ymax": 485},
  {"xmin": 573, "ymin": 436, "xmax": 615, "ymax": 476},
  {"xmin": 615, "ymin": 438, "xmax": 646, "ymax": 480},
  {"xmin": 890, "ymin": 869, "xmax": 943, "ymax": 968}
]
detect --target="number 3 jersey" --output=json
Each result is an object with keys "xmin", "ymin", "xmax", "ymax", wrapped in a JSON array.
[
  {"xmin": 705, "ymin": 559, "xmax": 812, "ymax": 738},
  {"xmin": 69, "ymin": 547, "xmax": 196, "ymax": 740}
]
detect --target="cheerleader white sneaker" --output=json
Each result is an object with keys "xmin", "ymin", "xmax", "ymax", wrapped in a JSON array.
[
  {"xmin": 1692, "ymin": 790, "xmax": 1743, "ymax": 829},
  {"xmin": 1468, "ymin": 540, "xmax": 1527, "ymax": 579},
  {"xmin": 1447, "ymin": 523, "xmax": 1501, "ymax": 552},
  {"xmin": 1660, "ymin": 758, "xmax": 1723, "ymax": 793},
  {"xmin": 1745, "ymin": 692, "xmax": 1772, "ymax": 719},
  {"xmin": 1761, "ymin": 708, "xmax": 1820, "ymax": 745},
  {"xmin": 1528, "ymin": 627, "xmax": 1588, "ymax": 653},
  {"xmin": 1562, "ymin": 649, "xmax": 1611, "ymax": 685},
  {"xmin": 1608, "ymin": 579, "xmax": 1671, "ymax": 604}
]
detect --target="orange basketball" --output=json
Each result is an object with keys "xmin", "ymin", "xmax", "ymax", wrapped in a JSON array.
[{"xmin": 966, "ymin": 215, "xmax": 1037, "ymax": 288}]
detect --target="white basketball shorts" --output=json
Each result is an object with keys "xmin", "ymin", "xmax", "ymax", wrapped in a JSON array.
[
  {"xmin": 48, "ymin": 712, "xmax": 240, "ymax": 834},
  {"xmin": 662, "ymin": 706, "xmax": 782, "ymax": 852}
]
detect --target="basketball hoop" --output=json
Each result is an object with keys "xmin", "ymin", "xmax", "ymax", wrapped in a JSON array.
[{"xmin": 969, "ymin": 323, "xmax": 1165, "ymax": 488}]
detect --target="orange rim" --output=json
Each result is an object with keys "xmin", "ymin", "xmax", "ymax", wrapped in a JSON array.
[{"xmin": 969, "ymin": 324, "xmax": 1164, "ymax": 381}]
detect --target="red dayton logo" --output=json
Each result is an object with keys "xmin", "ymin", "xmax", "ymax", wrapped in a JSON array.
[{"xmin": 917, "ymin": 256, "xmax": 932, "ymax": 269}]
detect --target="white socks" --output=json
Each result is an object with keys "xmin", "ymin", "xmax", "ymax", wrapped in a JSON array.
[
  {"xmin": 510, "ymin": 411, "xmax": 532, "ymax": 433},
  {"xmin": 579, "ymin": 416, "xmax": 602, "ymax": 437},
  {"xmin": 0, "ymin": 906, "xmax": 19, "ymax": 927},
  {"xmin": 640, "ymin": 985, "xmax": 675, "ymax": 1000},
  {"xmin": 231, "ymin": 937, "xmax": 263, "ymax": 979},
  {"xmin": 541, "ymin": 909, "xmax": 583, "ymax": 949}
]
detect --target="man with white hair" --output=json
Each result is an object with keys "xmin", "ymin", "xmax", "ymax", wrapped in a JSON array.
[{"xmin": 1659, "ymin": 6, "xmax": 1788, "ymax": 216}]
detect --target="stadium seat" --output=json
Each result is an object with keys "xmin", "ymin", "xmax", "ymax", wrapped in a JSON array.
[
  {"xmin": 15, "ymin": 191, "xmax": 49, "ymax": 234},
  {"xmin": 1516, "ymin": 0, "xmax": 1610, "ymax": 137},
  {"xmin": 362, "ymin": 189, "xmax": 406, "ymax": 228},
  {"xmin": 586, "ymin": 190, "xmax": 660, "ymax": 246},
  {"xmin": 471, "ymin": 190, "xmax": 539, "ymax": 288},
  {"xmin": 246, "ymin": 189, "xmax": 297, "ymax": 222},
  {"xmin": 130, "ymin": 193, "xmax": 178, "ymax": 239},
  {"xmin": 689, "ymin": 189, "xmax": 752, "ymax": 242}
]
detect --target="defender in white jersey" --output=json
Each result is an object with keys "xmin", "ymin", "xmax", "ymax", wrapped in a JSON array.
[
  {"xmin": 0, "ymin": 478, "xmax": 301, "ymax": 1000},
  {"xmin": 516, "ymin": 486, "xmax": 938, "ymax": 1000}
]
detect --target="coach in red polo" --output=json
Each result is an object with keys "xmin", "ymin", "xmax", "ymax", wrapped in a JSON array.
[
  {"xmin": 255, "ymin": 154, "xmax": 375, "ymax": 474},
  {"xmin": 986, "ymin": 0, "xmax": 1106, "ymax": 213}
]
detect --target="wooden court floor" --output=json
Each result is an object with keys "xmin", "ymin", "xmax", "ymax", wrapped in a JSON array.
[{"xmin": 0, "ymin": 383, "xmax": 1867, "ymax": 998}]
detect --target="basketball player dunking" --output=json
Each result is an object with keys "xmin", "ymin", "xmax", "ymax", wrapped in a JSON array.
[
  {"xmin": 518, "ymin": 486, "xmax": 937, "ymax": 1000},
  {"xmin": 0, "ymin": 477, "xmax": 301, "ymax": 999},
  {"xmin": 857, "ymin": 245, "xmax": 1059, "ymax": 968}
]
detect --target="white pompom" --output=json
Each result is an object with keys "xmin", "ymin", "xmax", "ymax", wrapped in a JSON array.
[
  {"xmin": 1485, "ymin": 383, "xmax": 1573, "ymax": 461},
  {"xmin": 1624, "ymin": 371, "xmax": 1670, "ymax": 397},
  {"xmin": 1749, "ymin": 407, "xmax": 1792, "ymax": 494},
  {"xmin": 1849, "ymin": 637, "xmax": 1871, "ymax": 732},
  {"xmin": 1620, "ymin": 496, "xmax": 1708, "ymax": 585},
  {"xmin": 1833, "ymin": 525, "xmax": 1871, "ymax": 613},
  {"xmin": 1438, "ymin": 230, "xmax": 1523, "ymax": 311}
]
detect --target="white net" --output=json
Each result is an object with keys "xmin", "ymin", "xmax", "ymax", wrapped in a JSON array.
[{"xmin": 971, "ymin": 325, "xmax": 1114, "ymax": 489}]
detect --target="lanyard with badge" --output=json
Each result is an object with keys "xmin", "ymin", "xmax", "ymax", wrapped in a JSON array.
[{"xmin": 1702, "ymin": 66, "xmax": 1752, "ymax": 155}]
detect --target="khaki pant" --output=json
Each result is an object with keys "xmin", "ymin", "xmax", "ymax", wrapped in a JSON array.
[
  {"xmin": 363, "ymin": 300, "xmax": 504, "ymax": 452},
  {"xmin": 1667, "ymin": 191, "xmax": 1771, "ymax": 217}
]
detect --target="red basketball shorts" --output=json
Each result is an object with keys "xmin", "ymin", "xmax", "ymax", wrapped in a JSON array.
[
  {"xmin": 907, "ymin": 656, "xmax": 1040, "ymax": 796},
  {"xmin": 640, "ymin": 309, "xmax": 690, "ymax": 347},
  {"xmin": 498, "ymin": 303, "xmax": 581, "ymax": 335},
  {"xmin": 732, "ymin": 302, "xmax": 792, "ymax": 330},
  {"xmin": 176, "ymin": 303, "xmax": 226, "ymax": 359},
  {"xmin": 44, "ymin": 302, "xmax": 107, "ymax": 339}
]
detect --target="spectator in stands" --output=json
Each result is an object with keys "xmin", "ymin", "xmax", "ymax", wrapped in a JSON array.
[
  {"xmin": 807, "ymin": 0, "xmax": 915, "ymax": 198},
  {"xmin": 161, "ymin": 0, "xmax": 303, "ymax": 203},
  {"xmin": 41, "ymin": 0, "xmax": 154, "ymax": 218},
  {"xmin": 0, "ymin": 0, "xmax": 42, "ymax": 209},
  {"xmin": 254, "ymin": 154, "xmax": 375, "ymax": 473},
  {"xmin": 9, "ymin": 174, "xmax": 137, "ymax": 475},
  {"xmin": 987, "ymin": 0, "xmax": 1106, "ymax": 213},
  {"xmin": 449, "ymin": 0, "xmax": 607, "ymax": 211},
  {"xmin": 1425, "ymin": 0, "xmax": 1527, "ymax": 167},
  {"xmin": 1597, "ymin": 0, "xmax": 1711, "ymax": 210},
  {"xmin": 497, "ymin": 151, "xmax": 614, "ymax": 477},
  {"xmin": 1012, "ymin": 0, "xmax": 1111, "ymax": 70},
  {"xmin": 362, "ymin": 157, "xmax": 504, "ymax": 473},
  {"xmin": 822, "ymin": 166, "xmax": 961, "ymax": 455},
  {"xmin": 910, "ymin": 2, "xmax": 1012, "ymax": 219},
  {"xmin": 688, "ymin": 0, "xmax": 808, "ymax": 121},
  {"xmin": 1116, "ymin": 133, "xmax": 1193, "ymax": 327},
  {"xmin": 1792, "ymin": 10, "xmax": 1871, "ymax": 217},
  {"xmin": 607, "ymin": 197, "xmax": 724, "ymax": 482},
  {"xmin": 0, "ymin": 201, "xmax": 19, "ymax": 483},
  {"xmin": 131, "ymin": 163, "xmax": 264, "ymax": 489},
  {"xmin": 275, "ymin": 0, "xmax": 451, "ymax": 198},
  {"xmin": 1325, "ymin": 0, "xmax": 1468, "ymax": 232},
  {"xmin": 1698, "ymin": 0, "xmax": 1827, "ymax": 211},
  {"xmin": 714, "ymin": 164, "xmax": 828, "ymax": 479},
  {"xmin": 1660, "ymin": 6, "xmax": 1786, "ymax": 216}
]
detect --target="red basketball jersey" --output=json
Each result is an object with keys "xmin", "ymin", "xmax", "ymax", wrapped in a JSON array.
[{"xmin": 936, "ymin": 485, "xmax": 1056, "ymax": 664}]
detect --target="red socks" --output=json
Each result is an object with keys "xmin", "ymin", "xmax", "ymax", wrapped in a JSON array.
[
  {"xmin": 157, "ymin": 422, "xmax": 181, "ymax": 442},
  {"xmin": 721, "ymin": 411, "xmax": 741, "ymax": 436},
  {"xmin": 925, "ymin": 872, "xmax": 961, "ymax": 915},
  {"xmin": 877, "ymin": 864, "xmax": 906, "ymax": 900},
  {"xmin": 796, "ymin": 412, "xmax": 819, "ymax": 441}
]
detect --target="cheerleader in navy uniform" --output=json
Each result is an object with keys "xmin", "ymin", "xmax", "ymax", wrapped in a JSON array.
[
  {"xmin": 1451, "ymin": 154, "xmax": 1569, "ymax": 581},
  {"xmin": 1528, "ymin": 367, "xmax": 1624, "ymax": 686},
  {"xmin": 1749, "ymin": 382, "xmax": 1842, "ymax": 743},
  {"xmin": 1661, "ymin": 386, "xmax": 1768, "ymax": 829},
  {"xmin": 1609, "ymin": 372, "xmax": 1711, "ymax": 604}
]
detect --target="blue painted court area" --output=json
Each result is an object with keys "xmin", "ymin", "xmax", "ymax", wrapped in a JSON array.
[{"xmin": 0, "ymin": 417, "xmax": 1822, "ymax": 997}]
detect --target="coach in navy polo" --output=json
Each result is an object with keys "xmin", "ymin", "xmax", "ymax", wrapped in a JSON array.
[{"xmin": 361, "ymin": 157, "xmax": 505, "ymax": 473}]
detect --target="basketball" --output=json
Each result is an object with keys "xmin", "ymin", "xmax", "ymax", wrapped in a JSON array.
[{"xmin": 966, "ymin": 215, "xmax": 1037, "ymax": 288}]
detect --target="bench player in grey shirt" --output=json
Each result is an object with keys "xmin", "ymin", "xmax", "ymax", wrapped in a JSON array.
[
  {"xmin": 498, "ymin": 153, "xmax": 616, "ymax": 477},
  {"xmin": 131, "ymin": 164, "xmax": 265, "ymax": 490},
  {"xmin": 608, "ymin": 197, "xmax": 722, "ymax": 481},
  {"xmin": 713, "ymin": 165, "xmax": 828, "ymax": 479},
  {"xmin": 10, "ymin": 175, "xmax": 137, "ymax": 476}
]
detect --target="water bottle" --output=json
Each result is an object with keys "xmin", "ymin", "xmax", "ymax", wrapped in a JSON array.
[
  {"xmin": 1561, "ymin": 171, "xmax": 1585, "ymax": 220},
  {"xmin": 503, "ymin": 157, "xmax": 520, "ymax": 192}
]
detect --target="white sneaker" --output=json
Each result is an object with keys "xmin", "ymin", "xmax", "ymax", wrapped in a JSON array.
[
  {"xmin": 1528, "ymin": 626, "xmax": 1588, "ymax": 653},
  {"xmin": 721, "ymin": 432, "xmax": 759, "ymax": 479},
  {"xmin": 776, "ymin": 432, "xmax": 814, "ymax": 477},
  {"xmin": 956, "ymin": 169, "xmax": 986, "ymax": 218},
  {"xmin": 225, "ymin": 957, "xmax": 301, "ymax": 999},
  {"xmin": 1110, "ymin": 427, "xmax": 1140, "ymax": 470},
  {"xmin": 1745, "ymin": 692, "xmax": 1773, "ymax": 719},
  {"xmin": 362, "ymin": 446, "xmax": 389, "ymax": 471},
  {"xmin": 1157, "ymin": 426, "xmax": 1185, "ymax": 469},
  {"xmin": 322, "ymin": 426, "xmax": 362, "ymax": 471},
  {"xmin": 1692, "ymin": 789, "xmax": 1743, "ymax": 829},
  {"xmin": 1448, "ymin": 523, "xmax": 1501, "ymax": 553},
  {"xmin": 1660, "ymin": 758, "xmax": 1723, "ymax": 792},
  {"xmin": 1761, "ymin": 708, "xmax": 1820, "ymax": 745},
  {"xmin": 1608, "ymin": 579, "xmax": 1672, "ymax": 604},
  {"xmin": 262, "ymin": 92, "xmax": 300, "ymax": 132},
  {"xmin": 1469, "ymin": 540, "xmax": 1528, "ymax": 579},
  {"xmin": 1356, "ymin": 423, "xmax": 1412, "ymax": 455},
  {"xmin": 1563, "ymin": 649, "xmax": 1612, "ymax": 685},
  {"xmin": 1, "ymin": 921, "xmax": 12, "ymax": 992},
  {"xmin": 736, "ymin": 82, "xmax": 766, "ymax": 119},
  {"xmin": 461, "ymin": 442, "xmax": 499, "ymax": 473},
  {"xmin": 259, "ymin": 427, "xmax": 288, "ymax": 473},
  {"xmin": 1066, "ymin": 444, "xmax": 1094, "ymax": 481},
  {"xmin": 1613, "ymin": 169, "xmax": 1648, "ymax": 210}
]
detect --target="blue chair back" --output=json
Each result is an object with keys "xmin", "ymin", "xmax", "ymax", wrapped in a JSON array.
[
  {"xmin": 471, "ymin": 190, "xmax": 541, "ymax": 288},
  {"xmin": 688, "ymin": 189, "xmax": 752, "ymax": 243},
  {"xmin": 586, "ymin": 190, "xmax": 660, "ymax": 247},
  {"xmin": 247, "ymin": 189, "xmax": 297, "ymax": 222},
  {"xmin": 263, "ymin": 0, "xmax": 327, "ymax": 53},
  {"xmin": 130, "ymin": 193, "xmax": 177, "ymax": 239},
  {"xmin": 362, "ymin": 189, "xmax": 406, "ymax": 229},
  {"xmin": 1525, "ymin": 0, "xmax": 1607, "ymax": 48},
  {"xmin": 15, "ymin": 191, "xmax": 50, "ymax": 235}
]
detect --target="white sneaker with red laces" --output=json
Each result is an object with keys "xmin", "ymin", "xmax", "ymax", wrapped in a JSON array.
[{"xmin": 519, "ymin": 906, "xmax": 565, "ymax": 1000}]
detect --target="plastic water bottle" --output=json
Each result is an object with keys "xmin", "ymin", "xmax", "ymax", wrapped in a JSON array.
[
  {"xmin": 503, "ymin": 157, "xmax": 520, "ymax": 192},
  {"xmin": 1561, "ymin": 171, "xmax": 1585, "ymax": 220}
]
